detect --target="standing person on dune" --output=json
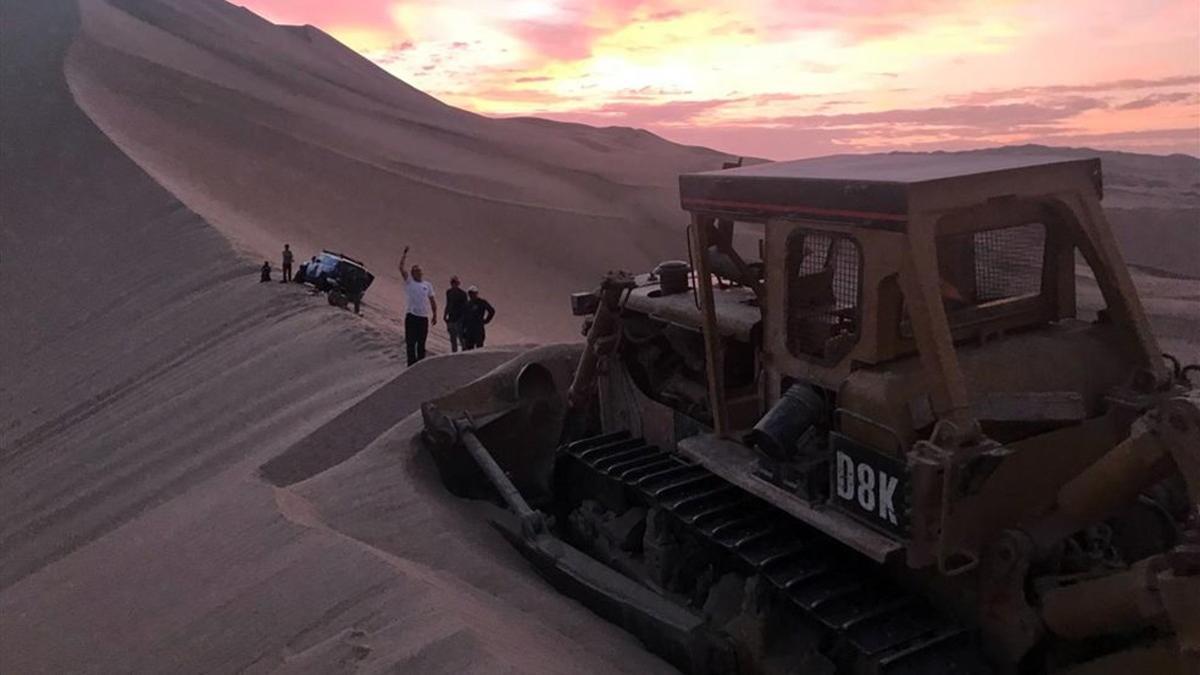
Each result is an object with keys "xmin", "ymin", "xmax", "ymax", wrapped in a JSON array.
[
  {"xmin": 461, "ymin": 285, "xmax": 495, "ymax": 351},
  {"xmin": 281, "ymin": 244, "xmax": 293, "ymax": 283},
  {"xmin": 444, "ymin": 275, "xmax": 467, "ymax": 353},
  {"xmin": 398, "ymin": 246, "xmax": 436, "ymax": 366}
]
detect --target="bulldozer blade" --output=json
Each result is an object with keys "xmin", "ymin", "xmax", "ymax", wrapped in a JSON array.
[{"xmin": 490, "ymin": 513, "xmax": 725, "ymax": 674}]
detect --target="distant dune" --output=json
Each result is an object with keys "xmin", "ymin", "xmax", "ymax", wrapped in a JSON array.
[
  {"xmin": 65, "ymin": 0, "xmax": 734, "ymax": 346},
  {"xmin": 928, "ymin": 145, "xmax": 1199, "ymax": 278},
  {"xmin": 1, "ymin": 0, "xmax": 1196, "ymax": 672},
  {"xmin": 64, "ymin": 0, "xmax": 1198, "ymax": 351}
]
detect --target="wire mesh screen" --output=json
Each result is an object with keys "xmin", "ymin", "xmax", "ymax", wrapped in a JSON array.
[
  {"xmin": 973, "ymin": 223, "xmax": 1046, "ymax": 302},
  {"xmin": 787, "ymin": 231, "xmax": 861, "ymax": 360}
]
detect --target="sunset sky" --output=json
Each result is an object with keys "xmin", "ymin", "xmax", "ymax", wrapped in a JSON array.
[{"xmin": 240, "ymin": 0, "xmax": 1199, "ymax": 159}]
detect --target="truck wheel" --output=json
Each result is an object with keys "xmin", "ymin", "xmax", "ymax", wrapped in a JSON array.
[{"xmin": 328, "ymin": 290, "xmax": 347, "ymax": 308}]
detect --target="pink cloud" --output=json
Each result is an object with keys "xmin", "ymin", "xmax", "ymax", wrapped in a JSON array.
[
  {"xmin": 658, "ymin": 123, "xmax": 1200, "ymax": 161},
  {"xmin": 761, "ymin": 0, "xmax": 978, "ymax": 41},
  {"xmin": 509, "ymin": 20, "xmax": 603, "ymax": 60},
  {"xmin": 236, "ymin": 0, "xmax": 392, "ymax": 27},
  {"xmin": 539, "ymin": 98, "xmax": 742, "ymax": 127},
  {"xmin": 1116, "ymin": 91, "xmax": 1200, "ymax": 111},
  {"xmin": 649, "ymin": 9, "xmax": 685, "ymax": 20},
  {"xmin": 527, "ymin": 95, "xmax": 1132, "ymax": 159},
  {"xmin": 952, "ymin": 75, "xmax": 1200, "ymax": 105},
  {"xmin": 759, "ymin": 97, "xmax": 1108, "ymax": 130}
]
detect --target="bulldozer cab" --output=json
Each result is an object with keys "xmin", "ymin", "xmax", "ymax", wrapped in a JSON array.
[{"xmin": 680, "ymin": 154, "xmax": 1165, "ymax": 443}]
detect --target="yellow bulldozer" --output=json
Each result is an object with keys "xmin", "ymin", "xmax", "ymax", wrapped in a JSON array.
[{"xmin": 422, "ymin": 154, "xmax": 1198, "ymax": 675}]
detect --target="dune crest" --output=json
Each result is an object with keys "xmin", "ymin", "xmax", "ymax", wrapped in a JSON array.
[{"xmin": 65, "ymin": 0, "xmax": 735, "ymax": 346}]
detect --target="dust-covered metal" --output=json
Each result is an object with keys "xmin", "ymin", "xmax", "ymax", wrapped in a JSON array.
[{"xmin": 424, "ymin": 156, "xmax": 1198, "ymax": 674}]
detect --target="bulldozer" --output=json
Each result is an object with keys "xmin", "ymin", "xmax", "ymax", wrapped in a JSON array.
[{"xmin": 421, "ymin": 154, "xmax": 1199, "ymax": 675}]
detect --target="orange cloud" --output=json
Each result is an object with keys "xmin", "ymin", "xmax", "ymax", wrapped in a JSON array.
[{"xmin": 237, "ymin": 0, "xmax": 1200, "ymax": 158}]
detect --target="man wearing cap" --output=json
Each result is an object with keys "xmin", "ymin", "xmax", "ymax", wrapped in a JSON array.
[
  {"xmin": 461, "ymin": 285, "xmax": 495, "ymax": 351},
  {"xmin": 444, "ymin": 276, "xmax": 468, "ymax": 353},
  {"xmin": 398, "ymin": 246, "xmax": 437, "ymax": 365}
]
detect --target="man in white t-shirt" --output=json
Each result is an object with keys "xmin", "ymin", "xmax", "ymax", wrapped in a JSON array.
[{"xmin": 398, "ymin": 246, "xmax": 437, "ymax": 366}]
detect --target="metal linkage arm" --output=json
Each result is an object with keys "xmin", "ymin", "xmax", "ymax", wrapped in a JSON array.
[{"xmin": 421, "ymin": 403, "xmax": 546, "ymax": 538}]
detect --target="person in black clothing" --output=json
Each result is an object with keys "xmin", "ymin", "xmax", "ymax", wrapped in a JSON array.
[
  {"xmin": 281, "ymin": 244, "xmax": 294, "ymax": 283},
  {"xmin": 461, "ymin": 285, "xmax": 495, "ymax": 351},
  {"xmin": 260, "ymin": 261, "xmax": 271, "ymax": 282},
  {"xmin": 444, "ymin": 276, "xmax": 468, "ymax": 353}
]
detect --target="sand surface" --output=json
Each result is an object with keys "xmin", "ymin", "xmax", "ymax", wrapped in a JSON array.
[
  {"xmin": 61, "ymin": 0, "xmax": 1198, "ymax": 350},
  {"xmin": 63, "ymin": 0, "xmax": 736, "ymax": 348},
  {"xmin": 2, "ymin": 0, "xmax": 1196, "ymax": 673},
  {"xmin": 1, "ymin": 1, "xmax": 673, "ymax": 672}
]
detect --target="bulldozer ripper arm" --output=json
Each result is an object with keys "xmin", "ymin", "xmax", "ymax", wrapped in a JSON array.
[
  {"xmin": 1028, "ymin": 392, "xmax": 1200, "ymax": 670},
  {"xmin": 566, "ymin": 272, "xmax": 635, "ymax": 410},
  {"xmin": 1026, "ymin": 391, "xmax": 1200, "ymax": 554}
]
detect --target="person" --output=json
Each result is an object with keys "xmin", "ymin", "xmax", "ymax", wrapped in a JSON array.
[
  {"xmin": 260, "ymin": 260, "xmax": 271, "ymax": 282},
  {"xmin": 398, "ymin": 246, "xmax": 436, "ymax": 365},
  {"xmin": 444, "ymin": 276, "xmax": 467, "ymax": 353},
  {"xmin": 281, "ymin": 244, "xmax": 294, "ymax": 283},
  {"xmin": 461, "ymin": 285, "xmax": 495, "ymax": 351},
  {"xmin": 297, "ymin": 255, "xmax": 318, "ymax": 285}
]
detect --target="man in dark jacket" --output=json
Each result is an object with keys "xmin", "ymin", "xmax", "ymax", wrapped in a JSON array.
[
  {"xmin": 444, "ymin": 276, "xmax": 468, "ymax": 353},
  {"xmin": 461, "ymin": 285, "xmax": 495, "ymax": 351},
  {"xmin": 281, "ymin": 244, "xmax": 294, "ymax": 282}
]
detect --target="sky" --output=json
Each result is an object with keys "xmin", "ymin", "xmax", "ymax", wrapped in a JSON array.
[{"xmin": 239, "ymin": 0, "xmax": 1200, "ymax": 159}]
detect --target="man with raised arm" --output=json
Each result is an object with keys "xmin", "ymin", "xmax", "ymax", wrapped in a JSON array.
[{"xmin": 398, "ymin": 246, "xmax": 437, "ymax": 366}]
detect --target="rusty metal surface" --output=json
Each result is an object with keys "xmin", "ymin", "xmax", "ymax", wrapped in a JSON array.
[
  {"xmin": 1057, "ymin": 641, "xmax": 1188, "ymax": 675},
  {"xmin": 559, "ymin": 430, "xmax": 987, "ymax": 674},
  {"xmin": 676, "ymin": 434, "xmax": 903, "ymax": 562},
  {"xmin": 566, "ymin": 271, "xmax": 635, "ymax": 410},
  {"xmin": 1041, "ymin": 557, "xmax": 1169, "ymax": 639},
  {"xmin": 979, "ymin": 530, "xmax": 1043, "ymax": 664},
  {"xmin": 1052, "ymin": 420, "xmax": 1173, "ymax": 535},
  {"xmin": 690, "ymin": 216, "xmax": 730, "ymax": 436},
  {"xmin": 623, "ymin": 279, "xmax": 760, "ymax": 341},
  {"xmin": 679, "ymin": 155, "xmax": 1101, "ymax": 228},
  {"xmin": 1160, "ymin": 392, "xmax": 1200, "ymax": 504},
  {"xmin": 971, "ymin": 391, "xmax": 1087, "ymax": 423},
  {"xmin": 1158, "ymin": 569, "xmax": 1200, "ymax": 667},
  {"xmin": 838, "ymin": 320, "xmax": 1130, "ymax": 452},
  {"xmin": 946, "ymin": 417, "xmax": 1122, "ymax": 553}
]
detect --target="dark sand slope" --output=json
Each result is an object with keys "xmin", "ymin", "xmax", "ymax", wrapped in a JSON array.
[{"xmin": 0, "ymin": 2, "xmax": 671, "ymax": 673}]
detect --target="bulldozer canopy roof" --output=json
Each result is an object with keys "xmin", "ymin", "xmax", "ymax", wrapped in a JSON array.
[{"xmin": 680, "ymin": 154, "xmax": 1102, "ymax": 229}]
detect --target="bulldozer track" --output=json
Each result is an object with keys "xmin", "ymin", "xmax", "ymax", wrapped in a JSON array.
[{"xmin": 558, "ymin": 430, "xmax": 993, "ymax": 675}]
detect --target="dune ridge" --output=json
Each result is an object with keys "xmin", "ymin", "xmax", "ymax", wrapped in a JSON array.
[
  {"xmin": 1, "ymin": 1, "xmax": 676, "ymax": 672},
  {"xmin": 66, "ymin": 0, "xmax": 1197, "ymax": 351},
  {"xmin": 66, "ymin": 0, "xmax": 736, "ymax": 347}
]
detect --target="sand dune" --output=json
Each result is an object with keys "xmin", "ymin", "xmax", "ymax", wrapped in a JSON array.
[
  {"xmin": 1, "ymin": 1, "xmax": 673, "ymax": 672},
  {"xmin": 65, "ymin": 0, "xmax": 735, "ymax": 347},
  {"xmin": 64, "ymin": 0, "xmax": 1197, "ymax": 349}
]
